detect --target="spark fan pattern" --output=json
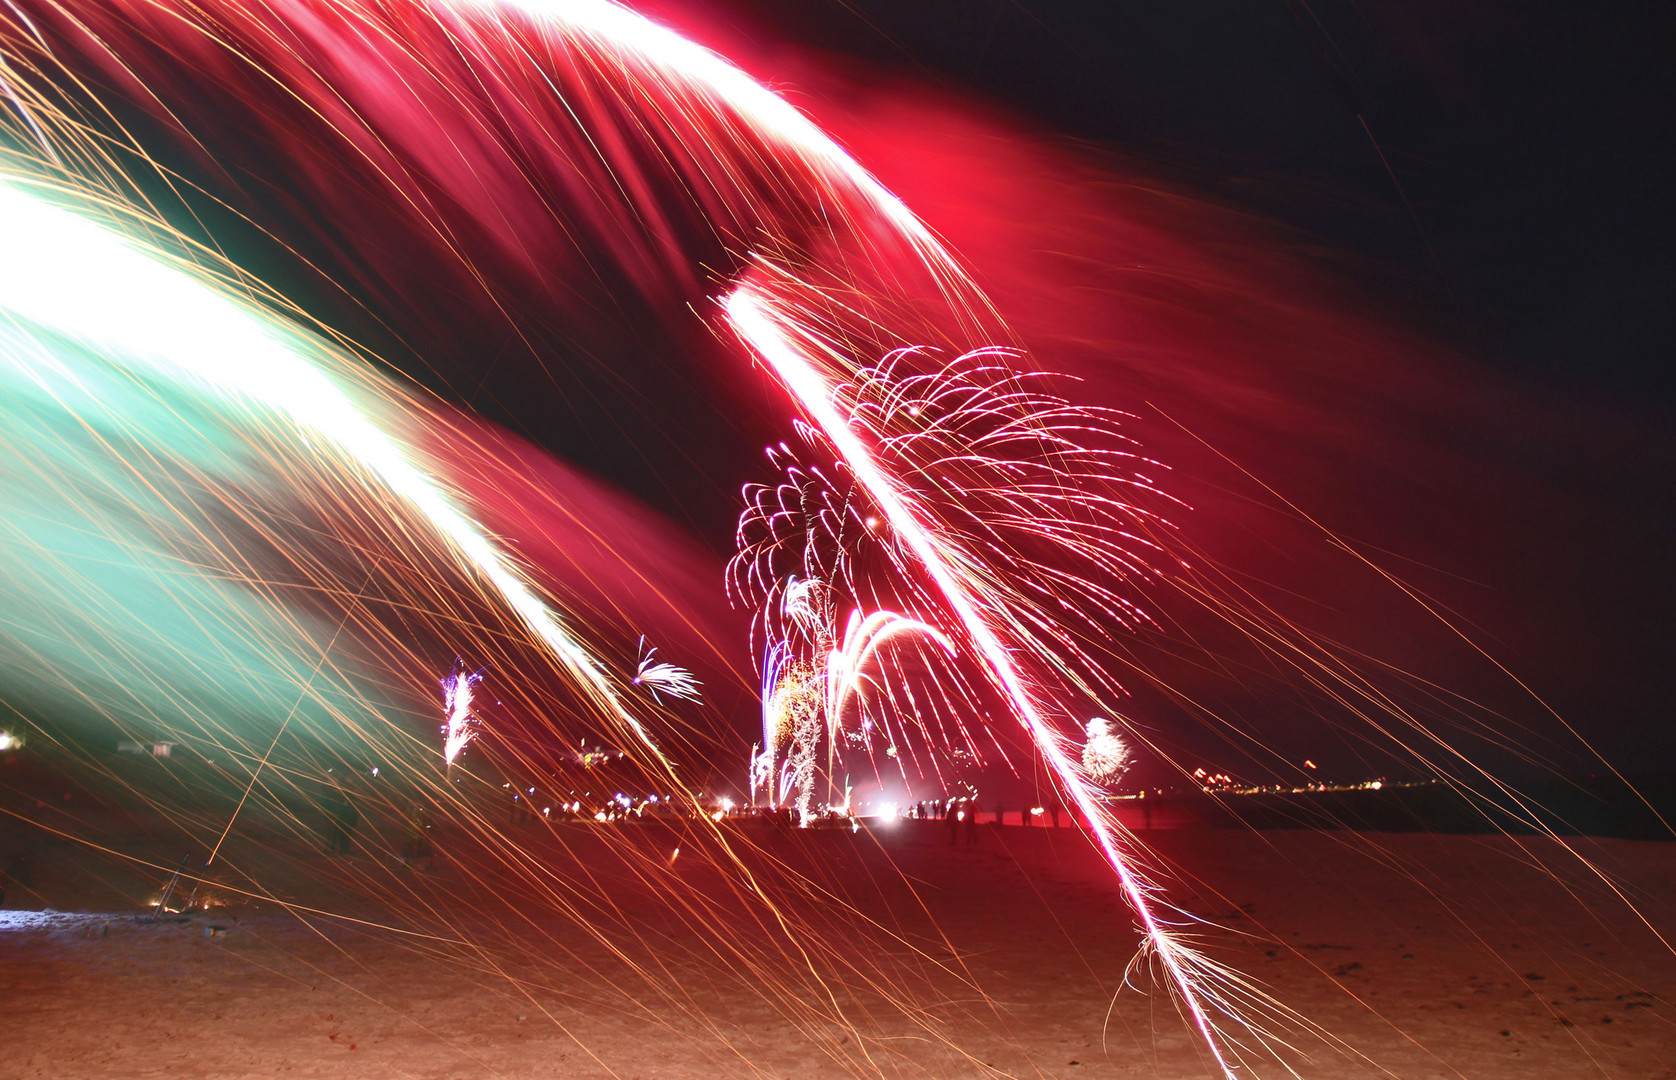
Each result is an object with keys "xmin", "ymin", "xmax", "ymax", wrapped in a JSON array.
[{"xmin": 441, "ymin": 659, "xmax": 484, "ymax": 764}]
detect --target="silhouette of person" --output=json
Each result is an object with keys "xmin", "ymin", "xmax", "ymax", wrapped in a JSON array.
[{"xmin": 323, "ymin": 784, "xmax": 357, "ymax": 854}]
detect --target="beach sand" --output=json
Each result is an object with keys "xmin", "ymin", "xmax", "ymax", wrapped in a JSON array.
[{"xmin": 3, "ymin": 811, "xmax": 1672, "ymax": 1079}]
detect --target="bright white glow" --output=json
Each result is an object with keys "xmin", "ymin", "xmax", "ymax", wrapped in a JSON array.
[
  {"xmin": 0, "ymin": 732, "xmax": 12, "ymax": 751},
  {"xmin": 0, "ymin": 181, "xmax": 667, "ymax": 768}
]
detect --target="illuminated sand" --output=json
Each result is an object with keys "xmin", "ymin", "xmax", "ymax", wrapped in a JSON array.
[{"xmin": 4, "ymin": 810, "xmax": 1673, "ymax": 1079}]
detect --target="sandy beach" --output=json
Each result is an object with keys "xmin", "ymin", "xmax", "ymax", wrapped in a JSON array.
[{"xmin": 4, "ymin": 804, "xmax": 1672, "ymax": 1079}]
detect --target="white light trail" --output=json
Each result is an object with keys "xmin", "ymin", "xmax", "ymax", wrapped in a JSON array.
[{"xmin": 727, "ymin": 283, "xmax": 1236, "ymax": 1078}]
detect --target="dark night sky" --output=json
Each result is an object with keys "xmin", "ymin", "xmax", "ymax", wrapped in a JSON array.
[
  {"xmin": 686, "ymin": 0, "xmax": 1676, "ymax": 411},
  {"xmin": 641, "ymin": 0, "xmax": 1676, "ymax": 777},
  {"xmin": 26, "ymin": 0, "xmax": 1668, "ymax": 780}
]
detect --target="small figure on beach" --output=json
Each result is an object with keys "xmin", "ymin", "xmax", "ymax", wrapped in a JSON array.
[
  {"xmin": 322, "ymin": 784, "xmax": 358, "ymax": 855},
  {"xmin": 965, "ymin": 800, "xmax": 981, "ymax": 844},
  {"xmin": 404, "ymin": 803, "xmax": 434, "ymax": 868}
]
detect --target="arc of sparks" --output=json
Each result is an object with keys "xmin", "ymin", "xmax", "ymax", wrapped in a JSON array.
[
  {"xmin": 633, "ymin": 636, "xmax": 702, "ymax": 703},
  {"xmin": 0, "ymin": 180, "xmax": 669, "ymax": 773},
  {"xmin": 465, "ymin": 0, "xmax": 957, "ymax": 270},
  {"xmin": 824, "ymin": 608, "xmax": 953, "ymax": 725},
  {"xmin": 727, "ymin": 283, "xmax": 1238, "ymax": 1078}
]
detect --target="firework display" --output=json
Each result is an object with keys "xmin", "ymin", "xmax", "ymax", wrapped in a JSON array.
[
  {"xmin": 632, "ymin": 637, "xmax": 703, "ymax": 704},
  {"xmin": 1082, "ymin": 717, "xmax": 1132, "ymax": 786},
  {"xmin": 0, "ymin": 1, "xmax": 1665, "ymax": 1078},
  {"xmin": 440, "ymin": 659, "xmax": 484, "ymax": 764}
]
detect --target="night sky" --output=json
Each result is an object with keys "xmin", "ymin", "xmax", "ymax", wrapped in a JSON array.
[
  {"xmin": 698, "ymin": 0, "xmax": 1676, "ymax": 409},
  {"xmin": 10, "ymin": 0, "xmax": 1672, "ymax": 782},
  {"xmin": 646, "ymin": 0, "xmax": 1676, "ymax": 776}
]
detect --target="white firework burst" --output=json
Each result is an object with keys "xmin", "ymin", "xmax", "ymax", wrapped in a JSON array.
[
  {"xmin": 632, "ymin": 637, "xmax": 702, "ymax": 703},
  {"xmin": 1082, "ymin": 716, "xmax": 1131, "ymax": 784}
]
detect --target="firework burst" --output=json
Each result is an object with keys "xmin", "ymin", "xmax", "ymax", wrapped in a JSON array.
[
  {"xmin": 632, "ymin": 636, "xmax": 702, "ymax": 703},
  {"xmin": 1082, "ymin": 716, "xmax": 1132, "ymax": 785},
  {"xmin": 729, "ymin": 284, "xmax": 1251, "ymax": 1075},
  {"xmin": 730, "ymin": 310, "xmax": 1182, "ymax": 788},
  {"xmin": 440, "ymin": 657, "xmax": 484, "ymax": 764}
]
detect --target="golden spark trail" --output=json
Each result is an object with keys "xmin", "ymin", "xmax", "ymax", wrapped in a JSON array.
[{"xmin": 0, "ymin": 179, "xmax": 669, "ymax": 773}]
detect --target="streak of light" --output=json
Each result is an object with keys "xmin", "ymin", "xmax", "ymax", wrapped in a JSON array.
[{"xmin": 727, "ymin": 283, "xmax": 1238, "ymax": 1078}]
